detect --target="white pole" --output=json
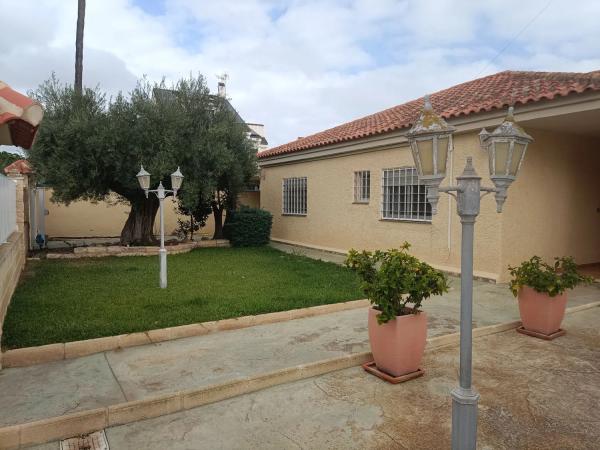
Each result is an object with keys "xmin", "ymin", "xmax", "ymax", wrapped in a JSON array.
[{"xmin": 158, "ymin": 182, "xmax": 167, "ymax": 289}]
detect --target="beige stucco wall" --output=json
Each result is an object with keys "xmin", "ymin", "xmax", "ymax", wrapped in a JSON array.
[
  {"xmin": 260, "ymin": 129, "xmax": 600, "ymax": 281},
  {"xmin": 498, "ymin": 129, "xmax": 600, "ymax": 281},
  {"xmin": 238, "ymin": 191, "xmax": 260, "ymax": 209},
  {"xmin": 43, "ymin": 190, "xmax": 260, "ymax": 239},
  {"xmin": 260, "ymin": 132, "xmax": 503, "ymax": 280}
]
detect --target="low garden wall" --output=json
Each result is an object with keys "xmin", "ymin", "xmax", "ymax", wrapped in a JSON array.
[
  {"xmin": 0, "ymin": 231, "xmax": 26, "ymax": 362},
  {"xmin": 46, "ymin": 239, "xmax": 230, "ymax": 259}
]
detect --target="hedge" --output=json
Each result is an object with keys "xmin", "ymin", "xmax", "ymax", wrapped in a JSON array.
[{"xmin": 228, "ymin": 206, "xmax": 273, "ymax": 247}]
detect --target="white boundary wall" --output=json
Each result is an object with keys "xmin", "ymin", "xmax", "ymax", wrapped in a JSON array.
[{"xmin": 0, "ymin": 174, "xmax": 17, "ymax": 244}]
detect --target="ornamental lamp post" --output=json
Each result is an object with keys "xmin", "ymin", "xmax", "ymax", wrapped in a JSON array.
[
  {"xmin": 136, "ymin": 165, "xmax": 184, "ymax": 289},
  {"xmin": 406, "ymin": 97, "xmax": 532, "ymax": 450}
]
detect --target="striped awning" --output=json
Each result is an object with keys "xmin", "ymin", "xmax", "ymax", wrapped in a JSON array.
[{"xmin": 0, "ymin": 81, "xmax": 43, "ymax": 149}]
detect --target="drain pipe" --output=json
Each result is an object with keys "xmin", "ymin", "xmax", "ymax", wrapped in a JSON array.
[{"xmin": 447, "ymin": 135, "xmax": 454, "ymax": 251}]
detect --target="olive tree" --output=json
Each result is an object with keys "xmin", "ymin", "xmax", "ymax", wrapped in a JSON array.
[{"xmin": 29, "ymin": 74, "xmax": 254, "ymax": 244}]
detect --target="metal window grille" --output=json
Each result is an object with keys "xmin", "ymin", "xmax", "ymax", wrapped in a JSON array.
[
  {"xmin": 282, "ymin": 177, "xmax": 307, "ymax": 215},
  {"xmin": 381, "ymin": 167, "xmax": 431, "ymax": 221},
  {"xmin": 353, "ymin": 171, "xmax": 370, "ymax": 203}
]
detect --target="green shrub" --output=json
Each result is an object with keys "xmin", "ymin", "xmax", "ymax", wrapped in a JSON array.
[
  {"xmin": 228, "ymin": 206, "xmax": 273, "ymax": 247},
  {"xmin": 508, "ymin": 256, "xmax": 592, "ymax": 297},
  {"xmin": 345, "ymin": 242, "xmax": 449, "ymax": 324}
]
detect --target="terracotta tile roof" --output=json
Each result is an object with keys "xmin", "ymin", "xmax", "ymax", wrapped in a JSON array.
[
  {"xmin": 258, "ymin": 70, "xmax": 600, "ymax": 159},
  {"xmin": 3, "ymin": 158, "xmax": 32, "ymax": 174}
]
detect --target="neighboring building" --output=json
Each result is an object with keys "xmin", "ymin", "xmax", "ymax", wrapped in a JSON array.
[{"xmin": 257, "ymin": 70, "xmax": 600, "ymax": 282}]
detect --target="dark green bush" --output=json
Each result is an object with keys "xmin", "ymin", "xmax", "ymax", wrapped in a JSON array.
[{"xmin": 228, "ymin": 206, "xmax": 273, "ymax": 247}]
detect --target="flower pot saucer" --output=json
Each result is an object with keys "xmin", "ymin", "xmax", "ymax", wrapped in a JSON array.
[
  {"xmin": 362, "ymin": 361, "xmax": 424, "ymax": 384},
  {"xmin": 517, "ymin": 326, "xmax": 566, "ymax": 340}
]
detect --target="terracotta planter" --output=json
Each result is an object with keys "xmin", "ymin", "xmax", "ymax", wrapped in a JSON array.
[
  {"xmin": 518, "ymin": 286, "xmax": 567, "ymax": 335},
  {"xmin": 368, "ymin": 307, "xmax": 427, "ymax": 377}
]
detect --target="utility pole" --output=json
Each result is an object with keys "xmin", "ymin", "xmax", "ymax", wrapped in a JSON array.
[{"xmin": 75, "ymin": 0, "xmax": 86, "ymax": 93}]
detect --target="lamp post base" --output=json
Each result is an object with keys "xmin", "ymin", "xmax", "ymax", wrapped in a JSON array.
[
  {"xmin": 159, "ymin": 248, "xmax": 167, "ymax": 289},
  {"xmin": 451, "ymin": 386, "xmax": 480, "ymax": 450}
]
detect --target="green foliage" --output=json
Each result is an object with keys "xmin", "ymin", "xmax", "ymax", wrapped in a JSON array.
[
  {"xmin": 508, "ymin": 256, "xmax": 592, "ymax": 297},
  {"xmin": 228, "ymin": 206, "xmax": 273, "ymax": 247},
  {"xmin": 345, "ymin": 242, "xmax": 449, "ymax": 324},
  {"xmin": 175, "ymin": 197, "xmax": 211, "ymax": 241},
  {"xmin": 27, "ymin": 73, "xmax": 256, "ymax": 244},
  {"xmin": 0, "ymin": 151, "xmax": 21, "ymax": 171},
  {"xmin": 29, "ymin": 74, "xmax": 214, "ymax": 203}
]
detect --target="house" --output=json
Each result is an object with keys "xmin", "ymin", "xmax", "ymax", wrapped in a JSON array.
[{"xmin": 257, "ymin": 70, "xmax": 600, "ymax": 282}]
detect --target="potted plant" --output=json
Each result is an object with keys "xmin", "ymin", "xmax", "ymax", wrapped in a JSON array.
[
  {"xmin": 508, "ymin": 256, "xmax": 592, "ymax": 338},
  {"xmin": 345, "ymin": 242, "xmax": 448, "ymax": 378}
]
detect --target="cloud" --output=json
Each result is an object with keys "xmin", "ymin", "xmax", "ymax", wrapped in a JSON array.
[{"xmin": 0, "ymin": 0, "xmax": 599, "ymax": 151}]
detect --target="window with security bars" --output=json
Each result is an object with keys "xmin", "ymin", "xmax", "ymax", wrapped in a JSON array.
[
  {"xmin": 282, "ymin": 177, "xmax": 307, "ymax": 215},
  {"xmin": 381, "ymin": 168, "xmax": 432, "ymax": 221},
  {"xmin": 353, "ymin": 171, "xmax": 370, "ymax": 203}
]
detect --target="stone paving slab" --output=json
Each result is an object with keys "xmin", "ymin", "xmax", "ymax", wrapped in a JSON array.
[
  {"xmin": 0, "ymin": 354, "xmax": 125, "ymax": 427},
  {"xmin": 99, "ymin": 306, "xmax": 600, "ymax": 450},
  {"xmin": 2, "ymin": 279, "xmax": 598, "ymax": 431}
]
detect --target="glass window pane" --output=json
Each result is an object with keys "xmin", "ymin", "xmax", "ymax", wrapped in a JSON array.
[
  {"xmin": 417, "ymin": 139, "xmax": 434, "ymax": 175},
  {"xmin": 493, "ymin": 142, "xmax": 510, "ymax": 175},
  {"xmin": 509, "ymin": 143, "xmax": 525, "ymax": 176},
  {"xmin": 437, "ymin": 137, "xmax": 449, "ymax": 173}
]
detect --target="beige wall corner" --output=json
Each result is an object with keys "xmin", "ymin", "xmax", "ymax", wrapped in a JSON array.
[{"xmin": 498, "ymin": 130, "xmax": 600, "ymax": 282}]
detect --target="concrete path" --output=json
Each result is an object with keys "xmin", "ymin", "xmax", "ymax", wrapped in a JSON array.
[
  {"xmin": 2, "ymin": 279, "xmax": 598, "ymax": 430},
  {"xmin": 34, "ymin": 305, "xmax": 599, "ymax": 450},
  {"xmin": 270, "ymin": 241, "xmax": 347, "ymax": 265}
]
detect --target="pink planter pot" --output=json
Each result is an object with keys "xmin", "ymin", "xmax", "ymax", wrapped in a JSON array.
[
  {"xmin": 518, "ymin": 286, "xmax": 567, "ymax": 335},
  {"xmin": 368, "ymin": 307, "xmax": 427, "ymax": 377}
]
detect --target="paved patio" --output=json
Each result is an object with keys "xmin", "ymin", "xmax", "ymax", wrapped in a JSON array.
[
  {"xmin": 30, "ymin": 305, "xmax": 600, "ymax": 449},
  {"xmin": 1, "ymin": 278, "xmax": 597, "ymax": 429}
]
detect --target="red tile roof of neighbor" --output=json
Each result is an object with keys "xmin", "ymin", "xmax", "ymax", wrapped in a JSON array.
[
  {"xmin": 3, "ymin": 159, "xmax": 32, "ymax": 174},
  {"xmin": 258, "ymin": 70, "xmax": 600, "ymax": 159}
]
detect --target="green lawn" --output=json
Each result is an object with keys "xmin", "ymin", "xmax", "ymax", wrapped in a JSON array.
[{"xmin": 1, "ymin": 246, "xmax": 363, "ymax": 349}]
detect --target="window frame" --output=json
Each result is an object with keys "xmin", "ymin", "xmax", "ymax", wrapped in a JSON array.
[
  {"xmin": 282, "ymin": 176, "xmax": 307, "ymax": 216},
  {"xmin": 380, "ymin": 167, "xmax": 432, "ymax": 223},
  {"xmin": 353, "ymin": 170, "xmax": 371, "ymax": 204}
]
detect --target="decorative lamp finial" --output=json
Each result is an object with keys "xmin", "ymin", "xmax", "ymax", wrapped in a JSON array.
[
  {"xmin": 506, "ymin": 106, "xmax": 515, "ymax": 122},
  {"xmin": 423, "ymin": 95, "xmax": 433, "ymax": 112}
]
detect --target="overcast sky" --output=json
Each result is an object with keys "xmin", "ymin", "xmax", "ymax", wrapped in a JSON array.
[{"xmin": 1, "ymin": 0, "xmax": 599, "ymax": 153}]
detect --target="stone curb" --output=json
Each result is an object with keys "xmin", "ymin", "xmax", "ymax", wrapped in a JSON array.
[
  {"xmin": 45, "ymin": 239, "xmax": 230, "ymax": 259},
  {"xmin": 1, "ymin": 299, "xmax": 370, "ymax": 368},
  {"xmin": 1, "ymin": 303, "xmax": 597, "ymax": 448}
]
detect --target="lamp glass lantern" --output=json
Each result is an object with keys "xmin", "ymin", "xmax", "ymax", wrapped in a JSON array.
[
  {"xmin": 170, "ymin": 167, "xmax": 184, "ymax": 195},
  {"xmin": 480, "ymin": 106, "xmax": 533, "ymax": 212},
  {"xmin": 136, "ymin": 166, "xmax": 151, "ymax": 192},
  {"xmin": 406, "ymin": 95, "xmax": 455, "ymax": 214}
]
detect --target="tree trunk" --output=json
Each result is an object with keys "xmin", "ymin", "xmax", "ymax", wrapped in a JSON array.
[
  {"xmin": 212, "ymin": 204, "xmax": 224, "ymax": 240},
  {"xmin": 75, "ymin": 0, "xmax": 86, "ymax": 93},
  {"xmin": 189, "ymin": 214, "xmax": 195, "ymax": 241},
  {"xmin": 120, "ymin": 197, "xmax": 159, "ymax": 245}
]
